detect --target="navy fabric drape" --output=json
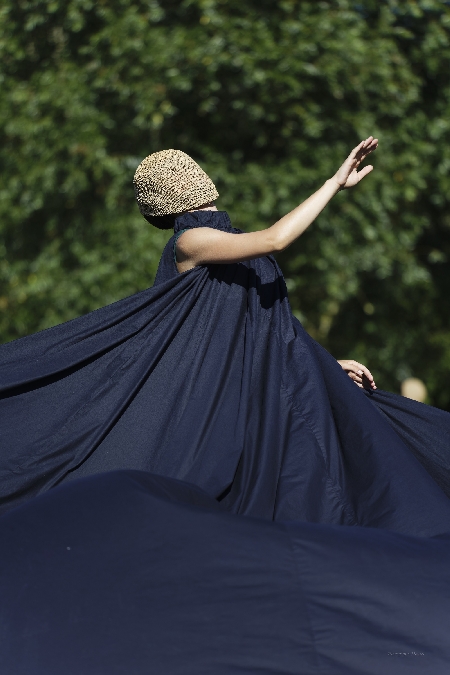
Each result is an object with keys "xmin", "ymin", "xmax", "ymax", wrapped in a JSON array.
[
  {"xmin": 1, "ymin": 470, "xmax": 450, "ymax": 675},
  {"xmin": 2, "ymin": 209, "xmax": 450, "ymax": 673},
  {"xmin": 1, "ymin": 210, "xmax": 450, "ymax": 537}
]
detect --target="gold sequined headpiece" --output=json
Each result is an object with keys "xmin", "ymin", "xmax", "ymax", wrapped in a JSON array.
[{"xmin": 133, "ymin": 149, "xmax": 219, "ymax": 229}]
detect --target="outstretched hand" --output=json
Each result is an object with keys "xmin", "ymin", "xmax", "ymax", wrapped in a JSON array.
[{"xmin": 333, "ymin": 137, "xmax": 378, "ymax": 190}]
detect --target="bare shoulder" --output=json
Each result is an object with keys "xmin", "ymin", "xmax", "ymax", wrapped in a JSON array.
[
  {"xmin": 175, "ymin": 227, "xmax": 226, "ymax": 272},
  {"xmin": 176, "ymin": 227, "xmax": 227, "ymax": 250},
  {"xmin": 176, "ymin": 226, "xmax": 274, "ymax": 268},
  {"xmin": 176, "ymin": 227, "xmax": 233, "ymax": 260}
]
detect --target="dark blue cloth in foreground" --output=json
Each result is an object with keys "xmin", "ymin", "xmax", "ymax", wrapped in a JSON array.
[{"xmin": 0, "ymin": 470, "xmax": 449, "ymax": 675}]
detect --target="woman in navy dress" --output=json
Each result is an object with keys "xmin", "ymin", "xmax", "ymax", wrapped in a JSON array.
[{"xmin": 1, "ymin": 139, "xmax": 450, "ymax": 674}]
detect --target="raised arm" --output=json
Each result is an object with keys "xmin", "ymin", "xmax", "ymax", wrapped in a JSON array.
[{"xmin": 176, "ymin": 137, "xmax": 378, "ymax": 272}]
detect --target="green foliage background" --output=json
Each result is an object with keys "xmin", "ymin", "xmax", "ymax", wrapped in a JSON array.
[{"xmin": 1, "ymin": 0, "xmax": 450, "ymax": 407}]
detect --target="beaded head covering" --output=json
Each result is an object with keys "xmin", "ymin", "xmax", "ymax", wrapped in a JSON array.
[{"xmin": 133, "ymin": 149, "xmax": 219, "ymax": 229}]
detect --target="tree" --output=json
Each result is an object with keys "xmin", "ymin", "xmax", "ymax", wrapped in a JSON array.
[{"xmin": 1, "ymin": 0, "xmax": 450, "ymax": 407}]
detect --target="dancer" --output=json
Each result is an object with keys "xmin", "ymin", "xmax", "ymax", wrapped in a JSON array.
[
  {"xmin": 171, "ymin": 139, "xmax": 378, "ymax": 390},
  {"xmin": 2, "ymin": 140, "xmax": 450, "ymax": 675}
]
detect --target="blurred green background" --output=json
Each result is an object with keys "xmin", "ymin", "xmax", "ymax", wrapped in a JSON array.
[{"xmin": 1, "ymin": 0, "xmax": 450, "ymax": 407}]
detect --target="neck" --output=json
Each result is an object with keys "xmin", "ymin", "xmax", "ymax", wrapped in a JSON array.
[{"xmin": 188, "ymin": 202, "xmax": 218, "ymax": 212}]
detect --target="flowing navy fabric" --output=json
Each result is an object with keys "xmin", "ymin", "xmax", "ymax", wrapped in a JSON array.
[
  {"xmin": 1, "ymin": 470, "xmax": 450, "ymax": 675},
  {"xmin": 1, "ymin": 210, "xmax": 450, "ymax": 537},
  {"xmin": 2, "ymin": 209, "xmax": 450, "ymax": 673}
]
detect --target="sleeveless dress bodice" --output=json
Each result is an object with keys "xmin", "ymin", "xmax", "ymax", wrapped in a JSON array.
[{"xmin": 155, "ymin": 210, "xmax": 244, "ymax": 285}]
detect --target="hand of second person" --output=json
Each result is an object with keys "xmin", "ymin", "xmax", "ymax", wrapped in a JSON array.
[
  {"xmin": 333, "ymin": 137, "xmax": 378, "ymax": 190},
  {"xmin": 337, "ymin": 359, "xmax": 377, "ymax": 390}
]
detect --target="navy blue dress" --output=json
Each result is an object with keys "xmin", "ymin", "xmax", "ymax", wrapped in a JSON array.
[{"xmin": 1, "ymin": 210, "xmax": 450, "ymax": 673}]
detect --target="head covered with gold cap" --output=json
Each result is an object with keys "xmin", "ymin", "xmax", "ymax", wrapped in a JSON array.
[{"xmin": 133, "ymin": 149, "xmax": 219, "ymax": 229}]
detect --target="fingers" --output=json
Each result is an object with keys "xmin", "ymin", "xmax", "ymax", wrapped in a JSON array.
[
  {"xmin": 362, "ymin": 138, "xmax": 378, "ymax": 156},
  {"xmin": 362, "ymin": 136, "xmax": 377, "ymax": 149},
  {"xmin": 339, "ymin": 360, "xmax": 377, "ymax": 389},
  {"xmin": 356, "ymin": 165, "xmax": 373, "ymax": 181},
  {"xmin": 353, "ymin": 137, "xmax": 378, "ymax": 159},
  {"xmin": 350, "ymin": 360, "xmax": 374, "ymax": 382},
  {"xmin": 348, "ymin": 138, "xmax": 378, "ymax": 173},
  {"xmin": 349, "ymin": 140, "xmax": 366, "ymax": 160},
  {"xmin": 352, "ymin": 137, "xmax": 372, "ymax": 152},
  {"xmin": 347, "ymin": 372, "xmax": 364, "ymax": 388},
  {"xmin": 356, "ymin": 141, "xmax": 378, "ymax": 162}
]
